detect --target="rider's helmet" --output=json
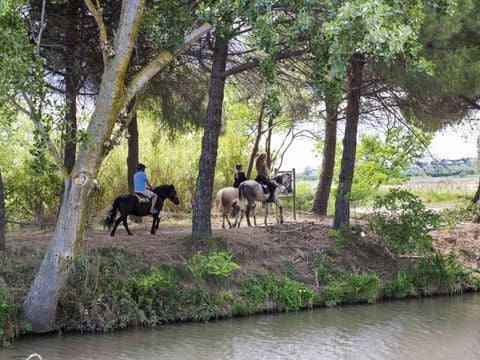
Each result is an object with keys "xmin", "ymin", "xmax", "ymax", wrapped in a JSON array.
[
  {"xmin": 236, "ymin": 163, "xmax": 242, "ymax": 170},
  {"xmin": 136, "ymin": 163, "xmax": 146, "ymax": 170}
]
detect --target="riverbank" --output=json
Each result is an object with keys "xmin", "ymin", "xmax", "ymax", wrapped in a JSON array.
[{"xmin": 2, "ymin": 215, "xmax": 480, "ymax": 346}]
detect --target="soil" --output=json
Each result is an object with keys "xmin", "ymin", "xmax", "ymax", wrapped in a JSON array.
[{"xmin": 7, "ymin": 213, "xmax": 480, "ymax": 286}]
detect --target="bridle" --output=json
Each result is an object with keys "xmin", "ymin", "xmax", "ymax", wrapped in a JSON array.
[{"xmin": 274, "ymin": 174, "xmax": 292, "ymax": 195}]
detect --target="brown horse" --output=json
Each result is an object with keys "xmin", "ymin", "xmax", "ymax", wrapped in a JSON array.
[{"xmin": 214, "ymin": 186, "xmax": 256, "ymax": 228}]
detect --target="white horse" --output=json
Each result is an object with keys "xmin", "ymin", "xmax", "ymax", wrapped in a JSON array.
[
  {"xmin": 214, "ymin": 187, "xmax": 250, "ymax": 228},
  {"xmin": 237, "ymin": 173, "xmax": 293, "ymax": 227}
]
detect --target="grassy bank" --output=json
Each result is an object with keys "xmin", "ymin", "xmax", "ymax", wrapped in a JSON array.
[{"xmin": 2, "ymin": 219, "xmax": 480, "ymax": 347}]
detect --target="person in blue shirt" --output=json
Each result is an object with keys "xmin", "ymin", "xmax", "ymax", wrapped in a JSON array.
[{"xmin": 133, "ymin": 163, "xmax": 158, "ymax": 214}]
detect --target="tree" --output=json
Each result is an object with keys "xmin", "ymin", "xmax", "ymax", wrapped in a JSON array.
[
  {"xmin": 191, "ymin": 34, "xmax": 229, "ymax": 236},
  {"xmin": 322, "ymin": 0, "xmax": 452, "ymax": 229},
  {"xmin": 190, "ymin": 2, "xmax": 310, "ymax": 237},
  {"xmin": 1, "ymin": 0, "xmax": 212, "ymax": 332},
  {"xmin": 311, "ymin": 102, "xmax": 337, "ymax": 215},
  {"xmin": 334, "ymin": 53, "xmax": 365, "ymax": 228}
]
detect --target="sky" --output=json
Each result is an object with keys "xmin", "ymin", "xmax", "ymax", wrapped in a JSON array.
[{"xmin": 278, "ymin": 125, "xmax": 478, "ymax": 173}]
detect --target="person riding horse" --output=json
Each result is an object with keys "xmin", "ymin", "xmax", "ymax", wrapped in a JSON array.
[
  {"xmin": 255, "ymin": 154, "xmax": 276, "ymax": 202},
  {"xmin": 233, "ymin": 163, "xmax": 247, "ymax": 188},
  {"xmin": 134, "ymin": 163, "xmax": 158, "ymax": 214}
]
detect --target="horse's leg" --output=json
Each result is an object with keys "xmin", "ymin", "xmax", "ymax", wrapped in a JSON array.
[
  {"xmin": 110, "ymin": 217, "xmax": 123, "ymax": 237},
  {"xmin": 264, "ymin": 202, "xmax": 269, "ymax": 226},
  {"xmin": 252, "ymin": 204, "xmax": 257, "ymax": 227},
  {"xmin": 225, "ymin": 210, "xmax": 233, "ymax": 229},
  {"xmin": 236, "ymin": 210, "xmax": 243, "ymax": 228},
  {"xmin": 275, "ymin": 200, "xmax": 284, "ymax": 224},
  {"xmin": 222, "ymin": 211, "xmax": 226, "ymax": 229},
  {"xmin": 155, "ymin": 215, "xmax": 160, "ymax": 230},
  {"xmin": 122, "ymin": 215, "xmax": 133, "ymax": 235},
  {"xmin": 151, "ymin": 215, "xmax": 159, "ymax": 234},
  {"xmin": 246, "ymin": 206, "xmax": 252, "ymax": 227}
]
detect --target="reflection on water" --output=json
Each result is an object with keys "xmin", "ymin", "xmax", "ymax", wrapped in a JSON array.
[{"xmin": 3, "ymin": 294, "xmax": 480, "ymax": 360}]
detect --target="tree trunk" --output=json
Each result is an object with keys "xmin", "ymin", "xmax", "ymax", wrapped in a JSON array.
[
  {"xmin": 311, "ymin": 104, "xmax": 337, "ymax": 215},
  {"xmin": 246, "ymin": 101, "xmax": 265, "ymax": 179},
  {"xmin": 22, "ymin": 178, "xmax": 92, "ymax": 331},
  {"xmin": 473, "ymin": 178, "xmax": 480, "ymax": 204},
  {"xmin": 191, "ymin": 36, "xmax": 229, "ymax": 238},
  {"xmin": 265, "ymin": 116, "xmax": 273, "ymax": 169},
  {"xmin": 63, "ymin": 0, "xmax": 78, "ymax": 174},
  {"xmin": 333, "ymin": 53, "xmax": 365, "ymax": 229},
  {"xmin": 0, "ymin": 171, "xmax": 5, "ymax": 251},
  {"xmin": 127, "ymin": 105, "xmax": 138, "ymax": 193}
]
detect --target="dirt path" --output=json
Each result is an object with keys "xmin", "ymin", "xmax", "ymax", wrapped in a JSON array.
[{"xmin": 7, "ymin": 215, "xmax": 480, "ymax": 284}]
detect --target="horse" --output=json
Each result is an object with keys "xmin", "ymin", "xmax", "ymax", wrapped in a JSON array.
[
  {"xmin": 238, "ymin": 173, "xmax": 293, "ymax": 227},
  {"xmin": 214, "ymin": 186, "xmax": 256, "ymax": 229},
  {"xmin": 104, "ymin": 184, "xmax": 180, "ymax": 236}
]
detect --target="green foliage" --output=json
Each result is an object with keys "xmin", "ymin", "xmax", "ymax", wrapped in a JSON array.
[
  {"xmin": 292, "ymin": 181, "xmax": 316, "ymax": 212},
  {"xmin": 325, "ymin": 129, "xmax": 432, "ymax": 205},
  {"xmin": 368, "ymin": 188, "xmax": 441, "ymax": 253},
  {"xmin": 413, "ymin": 252, "xmax": 465, "ymax": 294},
  {"xmin": 321, "ymin": 272, "xmax": 382, "ymax": 307},
  {"xmin": 386, "ymin": 271, "xmax": 416, "ymax": 299},
  {"xmin": 441, "ymin": 203, "xmax": 480, "ymax": 233},
  {"xmin": 239, "ymin": 273, "xmax": 316, "ymax": 312},
  {"xmin": 0, "ymin": 280, "xmax": 15, "ymax": 347},
  {"xmin": 187, "ymin": 251, "xmax": 240, "ymax": 280}
]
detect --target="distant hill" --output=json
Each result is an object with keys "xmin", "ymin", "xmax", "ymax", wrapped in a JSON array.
[{"xmin": 407, "ymin": 158, "xmax": 477, "ymax": 177}]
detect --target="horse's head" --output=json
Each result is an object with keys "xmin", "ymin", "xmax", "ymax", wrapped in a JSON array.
[
  {"xmin": 167, "ymin": 184, "xmax": 180, "ymax": 205},
  {"xmin": 274, "ymin": 173, "xmax": 293, "ymax": 194}
]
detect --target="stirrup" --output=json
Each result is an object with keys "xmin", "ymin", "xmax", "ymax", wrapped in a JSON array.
[{"xmin": 150, "ymin": 209, "xmax": 159, "ymax": 214}]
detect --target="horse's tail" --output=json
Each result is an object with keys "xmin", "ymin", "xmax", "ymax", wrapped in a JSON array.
[
  {"xmin": 103, "ymin": 197, "xmax": 120, "ymax": 230},
  {"xmin": 238, "ymin": 184, "xmax": 248, "ymax": 209}
]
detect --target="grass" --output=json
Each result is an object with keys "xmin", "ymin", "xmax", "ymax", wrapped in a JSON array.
[{"xmin": 403, "ymin": 176, "xmax": 477, "ymax": 205}]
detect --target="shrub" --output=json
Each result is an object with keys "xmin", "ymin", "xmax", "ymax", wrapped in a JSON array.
[
  {"xmin": 368, "ymin": 188, "xmax": 440, "ymax": 253},
  {"xmin": 441, "ymin": 203, "xmax": 480, "ymax": 233},
  {"xmin": 239, "ymin": 273, "xmax": 316, "ymax": 312},
  {"xmin": 320, "ymin": 272, "xmax": 382, "ymax": 307},
  {"xmin": 187, "ymin": 251, "xmax": 240, "ymax": 280},
  {"xmin": 0, "ymin": 281, "xmax": 16, "ymax": 347},
  {"xmin": 386, "ymin": 271, "xmax": 415, "ymax": 299},
  {"xmin": 413, "ymin": 253, "xmax": 465, "ymax": 294}
]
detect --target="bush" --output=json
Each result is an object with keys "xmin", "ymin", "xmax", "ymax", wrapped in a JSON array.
[
  {"xmin": 239, "ymin": 273, "xmax": 316, "ymax": 312},
  {"xmin": 187, "ymin": 251, "xmax": 240, "ymax": 280},
  {"xmin": 386, "ymin": 271, "xmax": 415, "ymax": 299},
  {"xmin": 413, "ymin": 253, "xmax": 465, "ymax": 294},
  {"xmin": 321, "ymin": 273, "xmax": 382, "ymax": 306},
  {"xmin": 368, "ymin": 188, "xmax": 440, "ymax": 253},
  {"xmin": 441, "ymin": 203, "xmax": 480, "ymax": 233},
  {"xmin": 0, "ymin": 280, "xmax": 16, "ymax": 347}
]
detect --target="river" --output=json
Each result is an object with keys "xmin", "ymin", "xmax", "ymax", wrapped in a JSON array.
[{"xmin": 3, "ymin": 293, "xmax": 480, "ymax": 360}]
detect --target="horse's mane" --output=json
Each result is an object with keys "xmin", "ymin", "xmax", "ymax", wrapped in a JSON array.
[
  {"xmin": 272, "ymin": 173, "xmax": 288, "ymax": 184},
  {"xmin": 154, "ymin": 184, "xmax": 175, "ymax": 196}
]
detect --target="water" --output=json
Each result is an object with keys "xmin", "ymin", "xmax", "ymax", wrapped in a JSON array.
[{"xmin": 3, "ymin": 294, "xmax": 480, "ymax": 360}]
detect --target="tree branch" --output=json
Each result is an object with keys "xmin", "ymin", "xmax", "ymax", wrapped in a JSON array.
[
  {"xmin": 123, "ymin": 23, "xmax": 212, "ymax": 111},
  {"xmin": 221, "ymin": 48, "xmax": 308, "ymax": 78},
  {"xmin": 84, "ymin": 0, "xmax": 109, "ymax": 63},
  {"xmin": 34, "ymin": 0, "xmax": 47, "ymax": 57},
  {"xmin": 20, "ymin": 93, "xmax": 68, "ymax": 177}
]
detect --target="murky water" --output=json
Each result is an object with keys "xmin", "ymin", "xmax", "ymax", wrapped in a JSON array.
[{"xmin": 3, "ymin": 294, "xmax": 480, "ymax": 360}]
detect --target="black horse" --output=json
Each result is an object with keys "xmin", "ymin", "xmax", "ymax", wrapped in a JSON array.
[{"xmin": 104, "ymin": 184, "xmax": 180, "ymax": 236}]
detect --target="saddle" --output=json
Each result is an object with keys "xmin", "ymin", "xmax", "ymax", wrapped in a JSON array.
[{"xmin": 133, "ymin": 193, "xmax": 151, "ymax": 204}]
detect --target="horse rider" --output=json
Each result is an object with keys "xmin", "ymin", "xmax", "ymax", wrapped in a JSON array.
[
  {"xmin": 233, "ymin": 163, "xmax": 247, "ymax": 188},
  {"xmin": 255, "ymin": 153, "xmax": 277, "ymax": 202},
  {"xmin": 134, "ymin": 163, "xmax": 159, "ymax": 214}
]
